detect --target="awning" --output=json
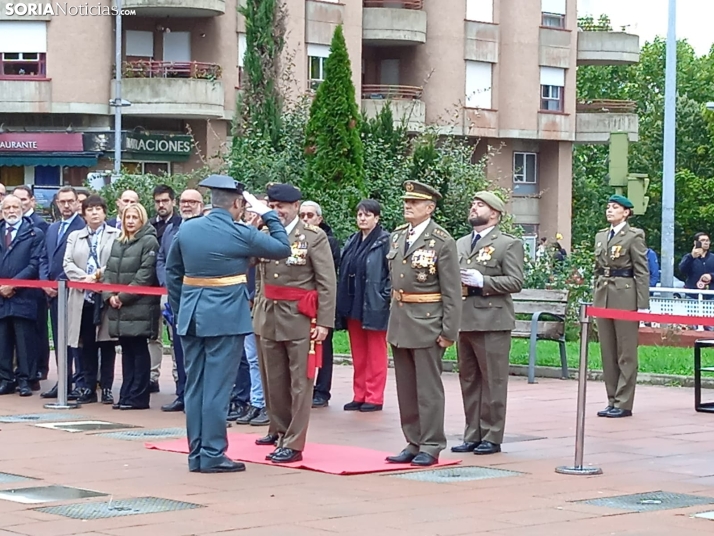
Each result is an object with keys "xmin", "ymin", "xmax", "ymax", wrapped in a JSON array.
[{"xmin": 0, "ymin": 153, "xmax": 99, "ymax": 167}]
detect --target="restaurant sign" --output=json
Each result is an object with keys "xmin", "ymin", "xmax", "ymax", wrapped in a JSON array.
[{"xmin": 0, "ymin": 133, "xmax": 84, "ymax": 152}]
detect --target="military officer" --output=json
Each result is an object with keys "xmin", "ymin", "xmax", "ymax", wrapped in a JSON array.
[
  {"xmin": 594, "ymin": 194, "xmax": 649, "ymax": 418},
  {"xmin": 165, "ymin": 175, "xmax": 291, "ymax": 473},
  {"xmin": 252, "ymin": 183, "xmax": 337, "ymax": 464},
  {"xmin": 452, "ymin": 192, "xmax": 524, "ymax": 455},
  {"xmin": 385, "ymin": 180, "xmax": 462, "ymax": 467}
]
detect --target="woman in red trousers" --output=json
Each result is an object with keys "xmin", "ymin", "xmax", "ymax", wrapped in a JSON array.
[{"xmin": 336, "ymin": 200, "xmax": 391, "ymax": 412}]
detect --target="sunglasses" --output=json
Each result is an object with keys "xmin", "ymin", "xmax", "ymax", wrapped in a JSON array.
[{"xmin": 299, "ymin": 212, "xmax": 316, "ymax": 219}]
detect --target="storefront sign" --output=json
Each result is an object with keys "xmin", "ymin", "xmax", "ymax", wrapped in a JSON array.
[
  {"xmin": 124, "ymin": 133, "xmax": 193, "ymax": 156},
  {"xmin": 0, "ymin": 133, "xmax": 84, "ymax": 152}
]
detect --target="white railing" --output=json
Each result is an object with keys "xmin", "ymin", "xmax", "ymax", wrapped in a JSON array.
[{"xmin": 648, "ymin": 287, "xmax": 714, "ymax": 331}]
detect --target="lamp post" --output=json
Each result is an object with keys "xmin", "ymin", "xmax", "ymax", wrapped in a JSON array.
[
  {"xmin": 660, "ymin": 0, "xmax": 677, "ymax": 288},
  {"xmin": 109, "ymin": 0, "xmax": 130, "ymax": 183}
]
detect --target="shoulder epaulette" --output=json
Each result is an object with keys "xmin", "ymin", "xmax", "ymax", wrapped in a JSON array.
[
  {"xmin": 598, "ymin": 227, "xmax": 609, "ymax": 233},
  {"xmin": 431, "ymin": 227, "xmax": 450, "ymax": 240},
  {"xmin": 501, "ymin": 232, "xmax": 518, "ymax": 239},
  {"xmin": 394, "ymin": 223, "xmax": 409, "ymax": 231},
  {"xmin": 303, "ymin": 224, "xmax": 321, "ymax": 233}
]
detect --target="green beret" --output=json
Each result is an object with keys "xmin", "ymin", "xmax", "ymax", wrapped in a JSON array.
[
  {"xmin": 608, "ymin": 194, "xmax": 634, "ymax": 209},
  {"xmin": 473, "ymin": 191, "xmax": 506, "ymax": 213}
]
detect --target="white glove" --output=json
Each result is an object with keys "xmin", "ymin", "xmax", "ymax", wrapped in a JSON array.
[
  {"xmin": 460, "ymin": 269, "xmax": 484, "ymax": 288},
  {"xmin": 637, "ymin": 308, "xmax": 650, "ymax": 314},
  {"xmin": 243, "ymin": 191, "xmax": 270, "ymax": 216}
]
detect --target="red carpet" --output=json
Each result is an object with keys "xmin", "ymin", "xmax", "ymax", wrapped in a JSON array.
[{"xmin": 146, "ymin": 432, "xmax": 460, "ymax": 475}]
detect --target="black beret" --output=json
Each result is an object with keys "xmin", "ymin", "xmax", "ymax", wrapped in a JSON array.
[{"xmin": 266, "ymin": 183, "xmax": 301, "ymax": 203}]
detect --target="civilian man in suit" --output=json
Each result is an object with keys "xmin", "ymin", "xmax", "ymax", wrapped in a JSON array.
[
  {"xmin": 385, "ymin": 181, "xmax": 462, "ymax": 467},
  {"xmin": 166, "ymin": 175, "xmax": 291, "ymax": 473},
  {"xmin": 0, "ymin": 195, "xmax": 45, "ymax": 396},
  {"xmin": 107, "ymin": 190, "xmax": 139, "ymax": 229},
  {"xmin": 40, "ymin": 187, "xmax": 86, "ymax": 399},
  {"xmin": 13, "ymin": 185, "xmax": 50, "ymax": 383},
  {"xmin": 452, "ymin": 192, "xmax": 524, "ymax": 455},
  {"xmin": 594, "ymin": 195, "xmax": 649, "ymax": 418},
  {"xmin": 252, "ymin": 183, "xmax": 337, "ymax": 464}
]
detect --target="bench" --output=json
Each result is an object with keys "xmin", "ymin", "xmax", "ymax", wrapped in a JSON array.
[{"xmin": 512, "ymin": 289, "xmax": 570, "ymax": 384}]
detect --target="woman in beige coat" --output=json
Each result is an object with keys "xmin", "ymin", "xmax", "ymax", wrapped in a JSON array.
[{"xmin": 63, "ymin": 195, "xmax": 120, "ymax": 404}]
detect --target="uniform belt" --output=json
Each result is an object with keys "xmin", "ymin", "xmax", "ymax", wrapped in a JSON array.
[
  {"xmin": 183, "ymin": 274, "xmax": 247, "ymax": 287},
  {"xmin": 392, "ymin": 290, "xmax": 442, "ymax": 303},
  {"xmin": 596, "ymin": 268, "xmax": 634, "ymax": 278},
  {"xmin": 461, "ymin": 286, "xmax": 483, "ymax": 297}
]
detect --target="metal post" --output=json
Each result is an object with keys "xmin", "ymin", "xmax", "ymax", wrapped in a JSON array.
[
  {"xmin": 660, "ymin": 0, "xmax": 677, "ymax": 288},
  {"xmin": 113, "ymin": 0, "xmax": 123, "ymax": 179},
  {"xmin": 44, "ymin": 280, "xmax": 80, "ymax": 410},
  {"xmin": 556, "ymin": 303, "xmax": 602, "ymax": 475}
]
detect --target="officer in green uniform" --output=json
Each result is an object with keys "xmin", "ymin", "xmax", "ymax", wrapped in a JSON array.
[
  {"xmin": 385, "ymin": 180, "xmax": 462, "ymax": 467},
  {"xmin": 593, "ymin": 194, "xmax": 649, "ymax": 418}
]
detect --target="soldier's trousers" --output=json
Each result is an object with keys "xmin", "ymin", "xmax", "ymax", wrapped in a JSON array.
[
  {"xmin": 596, "ymin": 318, "xmax": 638, "ymax": 411},
  {"xmin": 457, "ymin": 330, "xmax": 512, "ymax": 445},
  {"xmin": 259, "ymin": 337, "xmax": 312, "ymax": 451},
  {"xmin": 182, "ymin": 334, "xmax": 243, "ymax": 471},
  {"xmin": 391, "ymin": 345, "xmax": 447, "ymax": 458}
]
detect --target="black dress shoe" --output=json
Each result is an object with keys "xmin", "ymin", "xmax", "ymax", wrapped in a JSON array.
[
  {"xmin": 605, "ymin": 408, "xmax": 632, "ymax": 418},
  {"xmin": 161, "ymin": 399, "xmax": 185, "ymax": 412},
  {"xmin": 451, "ymin": 441, "xmax": 480, "ymax": 453},
  {"xmin": 385, "ymin": 449, "xmax": 416, "ymax": 464},
  {"xmin": 67, "ymin": 388, "xmax": 82, "ymax": 401},
  {"xmin": 343, "ymin": 401, "xmax": 363, "ymax": 411},
  {"xmin": 312, "ymin": 396, "xmax": 328, "ymax": 408},
  {"xmin": 0, "ymin": 381, "xmax": 17, "ymax": 395},
  {"xmin": 76, "ymin": 389, "xmax": 97, "ymax": 403},
  {"xmin": 474, "ymin": 441, "xmax": 501, "ymax": 455},
  {"xmin": 201, "ymin": 460, "xmax": 246, "ymax": 473},
  {"xmin": 597, "ymin": 406, "xmax": 614, "ymax": 417},
  {"xmin": 17, "ymin": 381, "xmax": 32, "ymax": 397},
  {"xmin": 359, "ymin": 403, "xmax": 383, "ymax": 412},
  {"xmin": 271, "ymin": 448, "xmax": 302, "ymax": 463},
  {"xmin": 255, "ymin": 433, "xmax": 278, "ymax": 446},
  {"xmin": 112, "ymin": 402, "xmax": 122, "ymax": 410},
  {"xmin": 411, "ymin": 453, "xmax": 438, "ymax": 467},
  {"xmin": 40, "ymin": 384, "xmax": 58, "ymax": 399},
  {"xmin": 101, "ymin": 389, "xmax": 114, "ymax": 405},
  {"xmin": 227, "ymin": 402, "xmax": 250, "ymax": 421},
  {"xmin": 249, "ymin": 407, "xmax": 269, "ymax": 426},
  {"xmin": 149, "ymin": 381, "xmax": 160, "ymax": 394},
  {"xmin": 120, "ymin": 404, "xmax": 149, "ymax": 410},
  {"xmin": 236, "ymin": 406, "xmax": 260, "ymax": 424},
  {"xmin": 265, "ymin": 447, "xmax": 282, "ymax": 461}
]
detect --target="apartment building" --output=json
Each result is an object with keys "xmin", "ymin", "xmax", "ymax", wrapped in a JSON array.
[{"xmin": 0, "ymin": 0, "xmax": 639, "ymax": 246}]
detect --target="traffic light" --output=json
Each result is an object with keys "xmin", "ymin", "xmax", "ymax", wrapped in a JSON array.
[
  {"xmin": 627, "ymin": 173, "xmax": 650, "ymax": 215},
  {"xmin": 608, "ymin": 132, "xmax": 629, "ymax": 188}
]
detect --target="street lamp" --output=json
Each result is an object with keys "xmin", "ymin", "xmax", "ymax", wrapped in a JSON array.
[{"xmin": 109, "ymin": 0, "xmax": 131, "ymax": 183}]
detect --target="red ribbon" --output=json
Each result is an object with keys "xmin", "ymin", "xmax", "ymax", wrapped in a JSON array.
[
  {"xmin": 586, "ymin": 306, "xmax": 714, "ymax": 326},
  {"xmin": 264, "ymin": 284, "xmax": 323, "ymax": 379},
  {"xmin": 0, "ymin": 278, "xmax": 166, "ymax": 295}
]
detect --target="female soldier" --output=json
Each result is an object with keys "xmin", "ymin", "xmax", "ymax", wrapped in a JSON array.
[{"xmin": 593, "ymin": 195, "xmax": 649, "ymax": 418}]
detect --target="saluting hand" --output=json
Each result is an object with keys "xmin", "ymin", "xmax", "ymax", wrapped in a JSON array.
[{"xmin": 243, "ymin": 191, "xmax": 271, "ymax": 216}]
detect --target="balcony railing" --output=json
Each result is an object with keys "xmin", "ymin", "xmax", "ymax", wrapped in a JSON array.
[
  {"xmin": 363, "ymin": 0, "xmax": 423, "ymax": 9},
  {"xmin": 120, "ymin": 61, "xmax": 222, "ymax": 80},
  {"xmin": 576, "ymin": 99, "xmax": 636, "ymax": 113},
  {"xmin": 362, "ymin": 84, "xmax": 423, "ymax": 100}
]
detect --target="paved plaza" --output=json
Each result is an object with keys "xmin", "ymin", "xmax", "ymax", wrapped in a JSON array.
[{"xmin": 1, "ymin": 358, "xmax": 714, "ymax": 535}]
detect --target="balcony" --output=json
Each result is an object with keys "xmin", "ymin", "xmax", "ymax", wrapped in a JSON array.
[
  {"xmin": 361, "ymin": 85, "xmax": 425, "ymax": 132},
  {"xmin": 575, "ymin": 99, "xmax": 639, "ymax": 143},
  {"xmin": 0, "ymin": 79, "xmax": 51, "ymax": 113},
  {"xmin": 577, "ymin": 31, "xmax": 640, "ymax": 66},
  {"xmin": 119, "ymin": 0, "xmax": 225, "ymax": 17},
  {"xmin": 362, "ymin": 1, "xmax": 427, "ymax": 46},
  {"xmin": 116, "ymin": 61, "xmax": 224, "ymax": 119}
]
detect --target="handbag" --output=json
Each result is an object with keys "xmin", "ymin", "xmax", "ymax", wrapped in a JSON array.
[{"xmin": 86, "ymin": 236, "xmax": 104, "ymax": 326}]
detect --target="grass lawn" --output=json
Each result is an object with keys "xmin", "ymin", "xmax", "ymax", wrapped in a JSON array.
[{"xmin": 331, "ymin": 331, "xmax": 704, "ymax": 377}]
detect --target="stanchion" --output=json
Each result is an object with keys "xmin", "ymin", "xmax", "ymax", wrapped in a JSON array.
[
  {"xmin": 556, "ymin": 303, "xmax": 602, "ymax": 476},
  {"xmin": 44, "ymin": 280, "xmax": 80, "ymax": 410}
]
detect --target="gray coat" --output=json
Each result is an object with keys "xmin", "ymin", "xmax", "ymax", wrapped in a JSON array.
[{"xmin": 102, "ymin": 223, "xmax": 161, "ymax": 339}]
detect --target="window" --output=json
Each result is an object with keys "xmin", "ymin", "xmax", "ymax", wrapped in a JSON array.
[
  {"xmin": 465, "ymin": 0, "xmax": 492, "ymax": 22},
  {"xmin": 522, "ymin": 235, "xmax": 538, "ymax": 260},
  {"xmin": 539, "ymin": 66, "xmax": 565, "ymax": 112},
  {"xmin": 125, "ymin": 30, "xmax": 154, "ymax": 58},
  {"xmin": 542, "ymin": 12, "xmax": 565, "ymax": 28},
  {"xmin": 307, "ymin": 43, "xmax": 330, "ymax": 90},
  {"xmin": 237, "ymin": 33, "xmax": 246, "ymax": 87},
  {"xmin": 122, "ymin": 162, "xmax": 170, "ymax": 176},
  {"xmin": 513, "ymin": 152, "xmax": 538, "ymax": 184},
  {"xmin": 0, "ymin": 21, "xmax": 47, "ymax": 79},
  {"xmin": 465, "ymin": 60, "xmax": 492, "ymax": 109}
]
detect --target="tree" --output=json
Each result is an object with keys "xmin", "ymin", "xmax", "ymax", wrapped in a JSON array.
[{"xmin": 303, "ymin": 25, "xmax": 366, "ymax": 238}]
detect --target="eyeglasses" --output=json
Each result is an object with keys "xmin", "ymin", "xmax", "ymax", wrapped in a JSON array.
[
  {"xmin": 299, "ymin": 212, "xmax": 316, "ymax": 219},
  {"xmin": 180, "ymin": 200, "xmax": 202, "ymax": 205},
  {"xmin": 57, "ymin": 200, "xmax": 75, "ymax": 206}
]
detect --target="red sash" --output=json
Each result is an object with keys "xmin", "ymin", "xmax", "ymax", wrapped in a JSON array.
[{"xmin": 263, "ymin": 284, "xmax": 323, "ymax": 379}]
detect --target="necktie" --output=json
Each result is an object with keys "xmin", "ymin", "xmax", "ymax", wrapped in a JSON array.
[
  {"xmin": 404, "ymin": 228, "xmax": 415, "ymax": 254},
  {"xmin": 58, "ymin": 221, "xmax": 68, "ymax": 239},
  {"xmin": 471, "ymin": 233, "xmax": 481, "ymax": 252},
  {"xmin": 608, "ymin": 229, "xmax": 615, "ymax": 242},
  {"xmin": 4, "ymin": 226, "xmax": 13, "ymax": 248}
]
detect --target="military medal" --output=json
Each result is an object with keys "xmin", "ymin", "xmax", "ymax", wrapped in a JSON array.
[
  {"xmin": 610, "ymin": 245, "xmax": 622, "ymax": 259},
  {"xmin": 416, "ymin": 272, "xmax": 428, "ymax": 282},
  {"xmin": 429, "ymin": 239, "xmax": 435, "ymax": 247},
  {"xmin": 476, "ymin": 246, "xmax": 495, "ymax": 262}
]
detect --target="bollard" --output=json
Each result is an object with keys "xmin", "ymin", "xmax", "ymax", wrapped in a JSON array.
[
  {"xmin": 44, "ymin": 280, "xmax": 80, "ymax": 410},
  {"xmin": 555, "ymin": 303, "xmax": 602, "ymax": 476}
]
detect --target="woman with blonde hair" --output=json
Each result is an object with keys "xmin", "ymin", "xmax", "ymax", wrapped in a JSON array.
[{"xmin": 102, "ymin": 203, "xmax": 160, "ymax": 410}]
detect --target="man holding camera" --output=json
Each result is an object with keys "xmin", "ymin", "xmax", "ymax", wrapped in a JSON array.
[{"xmin": 680, "ymin": 233, "xmax": 714, "ymax": 299}]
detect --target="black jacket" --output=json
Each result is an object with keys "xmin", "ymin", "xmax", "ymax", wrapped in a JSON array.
[
  {"xmin": 336, "ymin": 228, "xmax": 391, "ymax": 332},
  {"xmin": 0, "ymin": 218, "xmax": 44, "ymax": 321},
  {"xmin": 320, "ymin": 221, "xmax": 341, "ymax": 271}
]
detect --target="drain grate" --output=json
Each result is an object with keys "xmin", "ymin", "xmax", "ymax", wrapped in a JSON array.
[
  {"xmin": 0, "ymin": 413, "xmax": 87, "ymax": 423},
  {"xmin": 389, "ymin": 466, "xmax": 522, "ymax": 483},
  {"xmin": 95, "ymin": 427, "xmax": 186, "ymax": 441},
  {"xmin": 0, "ymin": 472, "xmax": 38, "ymax": 484},
  {"xmin": 35, "ymin": 421, "xmax": 140, "ymax": 433},
  {"xmin": 694, "ymin": 511, "xmax": 714, "ymax": 520},
  {"xmin": 35, "ymin": 496, "xmax": 203, "ymax": 519},
  {"xmin": 0, "ymin": 485, "xmax": 107, "ymax": 504},
  {"xmin": 577, "ymin": 491, "xmax": 714, "ymax": 512}
]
